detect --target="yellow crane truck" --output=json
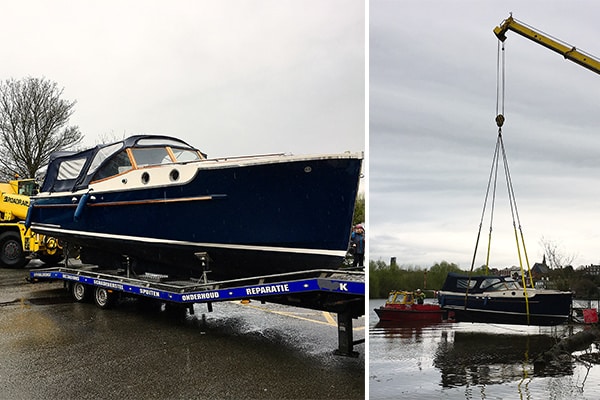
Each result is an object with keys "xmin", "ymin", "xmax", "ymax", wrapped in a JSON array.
[{"xmin": 0, "ymin": 177, "xmax": 62, "ymax": 268}]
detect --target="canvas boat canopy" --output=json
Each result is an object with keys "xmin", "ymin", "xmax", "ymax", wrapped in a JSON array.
[{"xmin": 40, "ymin": 135, "xmax": 206, "ymax": 193}]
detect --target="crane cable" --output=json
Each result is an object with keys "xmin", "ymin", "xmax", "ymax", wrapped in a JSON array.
[
  {"xmin": 466, "ymin": 39, "xmax": 534, "ymax": 323},
  {"xmin": 495, "ymin": 40, "xmax": 534, "ymax": 289}
]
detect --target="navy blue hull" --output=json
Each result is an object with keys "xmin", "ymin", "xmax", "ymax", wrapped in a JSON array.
[
  {"xmin": 439, "ymin": 292, "xmax": 572, "ymax": 326},
  {"xmin": 29, "ymin": 157, "xmax": 362, "ymax": 279}
]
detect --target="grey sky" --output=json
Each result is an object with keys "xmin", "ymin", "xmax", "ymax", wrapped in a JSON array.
[
  {"xmin": 370, "ymin": 1, "xmax": 600, "ymax": 269},
  {"xmin": 2, "ymin": 0, "xmax": 364, "ymax": 158}
]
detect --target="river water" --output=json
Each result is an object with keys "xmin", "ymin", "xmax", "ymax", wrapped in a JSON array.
[{"xmin": 369, "ymin": 299, "xmax": 600, "ymax": 399}]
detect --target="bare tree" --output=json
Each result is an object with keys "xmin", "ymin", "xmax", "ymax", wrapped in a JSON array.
[
  {"xmin": 540, "ymin": 236, "xmax": 576, "ymax": 269},
  {"xmin": 0, "ymin": 77, "xmax": 82, "ymax": 180}
]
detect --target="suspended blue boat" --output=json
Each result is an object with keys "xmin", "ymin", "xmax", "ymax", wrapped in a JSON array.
[{"xmin": 438, "ymin": 272, "xmax": 572, "ymax": 326}]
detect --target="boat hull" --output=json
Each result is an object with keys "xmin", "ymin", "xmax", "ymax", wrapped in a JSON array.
[{"xmin": 29, "ymin": 155, "xmax": 362, "ymax": 279}]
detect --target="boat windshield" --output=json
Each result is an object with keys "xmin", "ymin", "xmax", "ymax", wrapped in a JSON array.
[
  {"xmin": 485, "ymin": 280, "xmax": 522, "ymax": 291},
  {"xmin": 87, "ymin": 143, "xmax": 126, "ymax": 181},
  {"xmin": 92, "ymin": 150, "xmax": 133, "ymax": 181},
  {"xmin": 171, "ymin": 148, "xmax": 202, "ymax": 162},
  {"xmin": 132, "ymin": 146, "xmax": 203, "ymax": 167},
  {"xmin": 480, "ymin": 278, "xmax": 502, "ymax": 290},
  {"xmin": 131, "ymin": 147, "xmax": 173, "ymax": 167}
]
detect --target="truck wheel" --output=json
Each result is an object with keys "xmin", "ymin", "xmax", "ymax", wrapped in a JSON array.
[
  {"xmin": 71, "ymin": 282, "xmax": 89, "ymax": 302},
  {"xmin": 0, "ymin": 232, "xmax": 28, "ymax": 268},
  {"xmin": 93, "ymin": 287, "xmax": 115, "ymax": 309}
]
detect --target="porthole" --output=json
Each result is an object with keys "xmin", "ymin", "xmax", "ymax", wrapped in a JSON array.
[
  {"xmin": 141, "ymin": 172, "xmax": 150, "ymax": 184},
  {"xmin": 170, "ymin": 169, "xmax": 180, "ymax": 182},
  {"xmin": 304, "ymin": 166, "xmax": 312, "ymax": 173}
]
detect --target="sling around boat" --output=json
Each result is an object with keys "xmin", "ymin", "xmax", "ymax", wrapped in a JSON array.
[
  {"xmin": 438, "ymin": 272, "xmax": 572, "ymax": 326},
  {"xmin": 27, "ymin": 135, "xmax": 363, "ymax": 279},
  {"xmin": 374, "ymin": 290, "xmax": 448, "ymax": 322}
]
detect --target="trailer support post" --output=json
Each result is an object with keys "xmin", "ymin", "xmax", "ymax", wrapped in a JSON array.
[{"xmin": 334, "ymin": 310, "xmax": 359, "ymax": 357}]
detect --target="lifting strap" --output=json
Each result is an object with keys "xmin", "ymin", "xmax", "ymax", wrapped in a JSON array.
[{"xmin": 466, "ymin": 40, "xmax": 534, "ymax": 323}]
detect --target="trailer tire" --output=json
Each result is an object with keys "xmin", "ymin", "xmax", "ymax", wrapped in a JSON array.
[
  {"xmin": 0, "ymin": 232, "xmax": 28, "ymax": 268},
  {"xmin": 93, "ymin": 287, "xmax": 115, "ymax": 309},
  {"xmin": 71, "ymin": 282, "xmax": 89, "ymax": 302}
]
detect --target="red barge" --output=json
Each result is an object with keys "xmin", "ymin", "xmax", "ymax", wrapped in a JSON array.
[{"xmin": 374, "ymin": 290, "xmax": 448, "ymax": 322}]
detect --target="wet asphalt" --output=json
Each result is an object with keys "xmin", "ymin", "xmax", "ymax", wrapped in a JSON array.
[{"xmin": 0, "ymin": 263, "xmax": 364, "ymax": 400}]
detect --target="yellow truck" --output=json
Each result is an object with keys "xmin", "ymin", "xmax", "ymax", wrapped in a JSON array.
[{"xmin": 0, "ymin": 177, "xmax": 62, "ymax": 267}]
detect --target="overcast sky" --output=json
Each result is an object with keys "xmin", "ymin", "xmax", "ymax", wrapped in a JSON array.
[
  {"xmin": 2, "ymin": 0, "xmax": 364, "ymax": 159},
  {"xmin": 370, "ymin": 0, "xmax": 600, "ymax": 270}
]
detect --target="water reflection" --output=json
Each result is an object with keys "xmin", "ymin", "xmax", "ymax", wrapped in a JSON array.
[
  {"xmin": 433, "ymin": 331, "xmax": 573, "ymax": 388},
  {"xmin": 373, "ymin": 320, "xmax": 450, "ymax": 342},
  {"xmin": 370, "ymin": 299, "xmax": 600, "ymax": 399}
]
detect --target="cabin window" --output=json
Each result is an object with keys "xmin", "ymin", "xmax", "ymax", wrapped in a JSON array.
[
  {"xmin": 486, "ymin": 281, "xmax": 508, "ymax": 291},
  {"xmin": 480, "ymin": 278, "xmax": 502, "ymax": 290},
  {"xmin": 57, "ymin": 158, "xmax": 87, "ymax": 180},
  {"xmin": 171, "ymin": 148, "xmax": 202, "ymax": 162},
  {"xmin": 504, "ymin": 281, "xmax": 521, "ymax": 290},
  {"xmin": 456, "ymin": 279, "xmax": 477, "ymax": 290},
  {"xmin": 92, "ymin": 150, "xmax": 133, "ymax": 181},
  {"xmin": 87, "ymin": 143, "xmax": 122, "ymax": 177},
  {"xmin": 131, "ymin": 147, "xmax": 172, "ymax": 166},
  {"xmin": 486, "ymin": 280, "xmax": 520, "ymax": 291}
]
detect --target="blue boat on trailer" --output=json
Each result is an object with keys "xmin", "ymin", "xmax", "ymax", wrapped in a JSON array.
[
  {"xmin": 438, "ymin": 272, "xmax": 572, "ymax": 326},
  {"xmin": 26, "ymin": 135, "xmax": 363, "ymax": 280}
]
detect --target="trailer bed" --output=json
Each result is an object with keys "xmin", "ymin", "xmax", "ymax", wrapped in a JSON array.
[{"xmin": 28, "ymin": 265, "xmax": 364, "ymax": 356}]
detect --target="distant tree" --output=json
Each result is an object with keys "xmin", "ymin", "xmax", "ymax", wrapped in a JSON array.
[
  {"xmin": 540, "ymin": 237, "xmax": 576, "ymax": 269},
  {"xmin": 95, "ymin": 131, "xmax": 124, "ymax": 145},
  {"xmin": 368, "ymin": 259, "xmax": 464, "ymax": 298},
  {"xmin": 571, "ymin": 277, "xmax": 598, "ymax": 300},
  {"xmin": 352, "ymin": 192, "xmax": 365, "ymax": 226},
  {"xmin": 0, "ymin": 77, "xmax": 82, "ymax": 180},
  {"xmin": 427, "ymin": 261, "xmax": 462, "ymax": 288}
]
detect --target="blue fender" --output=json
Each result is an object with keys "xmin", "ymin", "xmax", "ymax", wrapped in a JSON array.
[{"xmin": 74, "ymin": 192, "xmax": 91, "ymax": 222}]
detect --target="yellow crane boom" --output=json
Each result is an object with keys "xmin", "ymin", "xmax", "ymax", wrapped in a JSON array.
[{"xmin": 494, "ymin": 15, "xmax": 600, "ymax": 75}]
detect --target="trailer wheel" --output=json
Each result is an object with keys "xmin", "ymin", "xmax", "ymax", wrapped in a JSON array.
[
  {"xmin": 93, "ymin": 287, "xmax": 115, "ymax": 309},
  {"xmin": 0, "ymin": 232, "xmax": 28, "ymax": 268},
  {"xmin": 71, "ymin": 282, "xmax": 89, "ymax": 302}
]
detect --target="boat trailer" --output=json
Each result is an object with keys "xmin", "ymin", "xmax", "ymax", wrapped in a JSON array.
[{"xmin": 28, "ymin": 264, "xmax": 364, "ymax": 357}]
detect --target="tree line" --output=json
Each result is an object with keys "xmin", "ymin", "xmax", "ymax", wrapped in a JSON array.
[
  {"xmin": 369, "ymin": 258, "xmax": 600, "ymax": 300},
  {"xmin": 369, "ymin": 259, "xmax": 462, "ymax": 299}
]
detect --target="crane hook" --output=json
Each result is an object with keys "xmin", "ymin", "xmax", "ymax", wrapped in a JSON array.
[{"xmin": 495, "ymin": 114, "xmax": 505, "ymax": 127}]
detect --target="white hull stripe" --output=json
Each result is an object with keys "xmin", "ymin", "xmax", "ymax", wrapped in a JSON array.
[{"xmin": 31, "ymin": 225, "xmax": 346, "ymax": 257}]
